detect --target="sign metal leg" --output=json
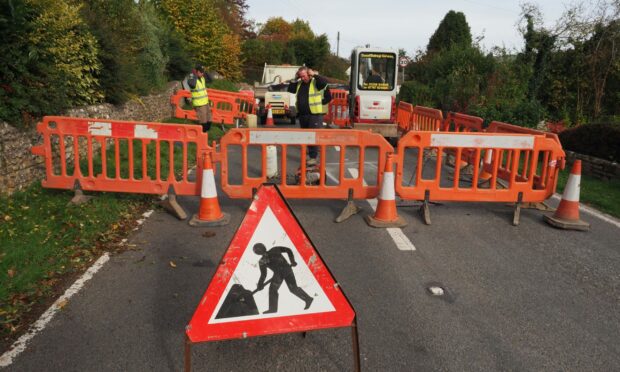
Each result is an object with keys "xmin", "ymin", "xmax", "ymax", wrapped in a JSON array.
[
  {"xmin": 185, "ymin": 335, "xmax": 192, "ymax": 372},
  {"xmin": 352, "ymin": 317, "xmax": 361, "ymax": 372}
]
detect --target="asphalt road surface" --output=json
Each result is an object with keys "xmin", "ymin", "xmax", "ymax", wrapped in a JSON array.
[{"xmin": 3, "ymin": 125, "xmax": 620, "ymax": 371}]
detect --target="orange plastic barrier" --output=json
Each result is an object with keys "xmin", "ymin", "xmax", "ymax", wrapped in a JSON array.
[
  {"xmin": 442, "ymin": 112, "xmax": 483, "ymax": 132},
  {"xmin": 485, "ymin": 121, "xmax": 565, "ymax": 187},
  {"xmin": 31, "ymin": 116, "xmax": 210, "ymax": 196},
  {"xmin": 396, "ymin": 101, "xmax": 414, "ymax": 133},
  {"xmin": 326, "ymin": 98, "xmax": 350, "ymax": 127},
  {"xmin": 219, "ymin": 128, "xmax": 393, "ymax": 199},
  {"xmin": 170, "ymin": 89, "xmax": 256, "ymax": 125},
  {"xmin": 487, "ymin": 121, "xmax": 560, "ymax": 142},
  {"xmin": 395, "ymin": 131, "xmax": 565, "ymax": 203},
  {"xmin": 442, "ymin": 112, "xmax": 484, "ymax": 167},
  {"xmin": 410, "ymin": 106, "xmax": 443, "ymax": 132}
]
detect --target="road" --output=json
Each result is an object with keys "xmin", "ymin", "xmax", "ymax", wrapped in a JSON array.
[{"xmin": 2, "ymin": 123, "xmax": 620, "ymax": 371}]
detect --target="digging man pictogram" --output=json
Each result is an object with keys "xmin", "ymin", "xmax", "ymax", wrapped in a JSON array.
[{"xmin": 253, "ymin": 243, "xmax": 314, "ymax": 314}]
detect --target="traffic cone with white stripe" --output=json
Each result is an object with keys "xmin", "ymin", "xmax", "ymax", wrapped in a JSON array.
[
  {"xmin": 265, "ymin": 106, "xmax": 275, "ymax": 127},
  {"xmin": 478, "ymin": 149, "xmax": 493, "ymax": 184},
  {"xmin": 544, "ymin": 160, "xmax": 590, "ymax": 231},
  {"xmin": 189, "ymin": 152, "xmax": 230, "ymax": 227},
  {"xmin": 365, "ymin": 153, "xmax": 407, "ymax": 228}
]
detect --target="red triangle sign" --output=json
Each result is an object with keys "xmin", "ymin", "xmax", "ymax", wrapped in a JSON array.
[{"xmin": 186, "ymin": 184, "xmax": 356, "ymax": 343}]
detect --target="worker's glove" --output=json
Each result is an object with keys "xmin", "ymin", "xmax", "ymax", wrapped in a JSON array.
[{"xmin": 290, "ymin": 261, "xmax": 297, "ymax": 267}]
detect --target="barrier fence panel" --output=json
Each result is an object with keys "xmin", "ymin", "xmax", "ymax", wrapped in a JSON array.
[
  {"xmin": 410, "ymin": 106, "xmax": 443, "ymax": 131},
  {"xmin": 395, "ymin": 131, "xmax": 565, "ymax": 203},
  {"xmin": 170, "ymin": 89, "xmax": 257, "ymax": 125},
  {"xmin": 442, "ymin": 112, "xmax": 484, "ymax": 170},
  {"xmin": 31, "ymin": 116, "xmax": 210, "ymax": 196},
  {"xmin": 486, "ymin": 121, "xmax": 565, "ymax": 188},
  {"xmin": 219, "ymin": 128, "xmax": 393, "ymax": 199},
  {"xmin": 326, "ymin": 98, "xmax": 350, "ymax": 127},
  {"xmin": 396, "ymin": 102, "xmax": 414, "ymax": 133}
]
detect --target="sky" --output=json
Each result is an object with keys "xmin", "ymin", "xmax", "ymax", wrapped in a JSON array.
[{"xmin": 244, "ymin": 0, "xmax": 570, "ymax": 57}]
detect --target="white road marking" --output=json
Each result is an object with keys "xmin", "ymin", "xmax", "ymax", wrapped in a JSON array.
[
  {"xmin": 0, "ymin": 253, "xmax": 111, "ymax": 367},
  {"xmin": 348, "ymin": 168, "xmax": 416, "ymax": 251},
  {"xmin": 552, "ymin": 194, "xmax": 620, "ymax": 229}
]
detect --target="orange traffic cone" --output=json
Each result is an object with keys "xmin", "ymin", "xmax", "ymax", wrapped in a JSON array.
[
  {"xmin": 478, "ymin": 149, "xmax": 493, "ymax": 183},
  {"xmin": 265, "ymin": 106, "xmax": 275, "ymax": 127},
  {"xmin": 365, "ymin": 154, "xmax": 407, "ymax": 228},
  {"xmin": 189, "ymin": 152, "xmax": 230, "ymax": 227},
  {"xmin": 544, "ymin": 160, "xmax": 590, "ymax": 231}
]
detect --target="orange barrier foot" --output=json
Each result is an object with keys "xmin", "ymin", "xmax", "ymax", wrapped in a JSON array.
[
  {"xmin": 365, "ymin": 154, "xmax": 407, "ymax": 228},
  {"xmin": 189, "ymin": 153, "xmax": 230, "ymax": 227},
  {"xmin": 160, "ymin": 189, "xmax": 188, "ymax": 220},
  {"xmin": 544, "ymin": 160, "xmax": 590, "ymax": 231}
]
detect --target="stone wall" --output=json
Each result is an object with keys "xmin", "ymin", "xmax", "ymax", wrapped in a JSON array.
[
  {"xmin": 0, "ymin": 82, "xmax": 180, "ymax": 195},
  {"xmin": 565, "ymin": 151, "xmax": 620, "ymax": 181}
]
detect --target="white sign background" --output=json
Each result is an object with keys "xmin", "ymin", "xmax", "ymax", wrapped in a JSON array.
[{"xmin": 209, "ymin": 207, "xmax": 335, "ymax": 324}]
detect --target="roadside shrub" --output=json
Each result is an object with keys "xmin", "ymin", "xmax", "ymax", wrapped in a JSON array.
[
  {"xmin": 80, "ymin": 0, "xmax": 167, "ymax": 103},
  {"xmin": 397, "ymin": 81, "xmax": 434, "ymax": 107},
  {"xmin": 559, "ymin": 124, "xmax": 620, "ymax": 161},
  {"xmin": 0, "ymin": 0, "xmax": 102, "ymax": 127}
]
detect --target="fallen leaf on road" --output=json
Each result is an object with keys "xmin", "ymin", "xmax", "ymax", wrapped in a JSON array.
[
  {"xmin": 57, "ymin": 299, "xmax": 68, "ymax": 309},
  {"xmin": 202, "ymin": 231, "xmax": 216, "ymax": 238},
  {"xmin": 169, "ymin": 261, "xmax": 177, "ymax": 268}
]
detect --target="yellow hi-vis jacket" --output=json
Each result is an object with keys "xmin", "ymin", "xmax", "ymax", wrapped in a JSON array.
[
  {"xmin": 191, "ymin": 77, "xmax": 209, "ymax": 107},
  {"xmin": 296, "ymin": 78, "xmax": 323, "ymax": 115}
]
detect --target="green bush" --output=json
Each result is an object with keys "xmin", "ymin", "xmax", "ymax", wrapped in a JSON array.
[
  {"xmin": 80, "ymin": 0, "xmax": 168, "ymax": 103},
  {"xmin": 397, "ymin": 81, "xmax": 434, "ymax": 107},
  {"xmin": 0, "ymin": 0, "xmax": 102, "ymax": 127},
  {"xmin": 559, "ymin": 124, "xmax": 620, "ymax": 162}
]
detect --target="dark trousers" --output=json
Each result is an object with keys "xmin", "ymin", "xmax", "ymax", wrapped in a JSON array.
[
  {"xmin": 298, "ymin": 114, "xmax": 323, "ymax": 159},
  {"xmin": 267, "ymin": 270, "xmax": 312, "ymax": 312}
]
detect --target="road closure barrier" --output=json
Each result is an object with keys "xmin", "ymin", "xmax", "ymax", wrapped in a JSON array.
[
  {"xmin": 218, "ymin": 128, "xmax": 393, "ymax": 200},
  {"xmin": 170, "ymin": 88, "xmax": 256, "ymax": 126},
  {"xmin": 396, "ymin": 102, "xmax": 414, "ymax": 133},
  {"xmin": 395, "ymin": 130, "xmax": 565, "ymax": 224},
  {"xmin": 31, "ymin": 116, "xmax": 209, "ymax": 197}
]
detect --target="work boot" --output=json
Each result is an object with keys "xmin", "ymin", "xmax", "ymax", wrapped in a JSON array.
[
  {"xmin": 263, "ymin": 308, "xmax": 277, "ymax": 314},
  {"xmin": 304, "ymin": 297, "xmax": 314, "ymax": 310}
]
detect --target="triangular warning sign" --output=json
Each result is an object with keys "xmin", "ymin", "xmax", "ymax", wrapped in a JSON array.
[{"xmin": 186, "ymin": 184, "xmax": 355, "ymax": 343}]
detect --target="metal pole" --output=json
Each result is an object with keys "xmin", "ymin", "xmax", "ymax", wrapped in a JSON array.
[
  {"xmin": 184, "ymin": 336, "xmax": 192, "ymax": 372},
  {"xmin": 337, "ymin": 31, "xmax": 340, "ymax": 57},
  {"xmin": 352, "ymin": 317, "xmax": 361, "ymax": 372}
]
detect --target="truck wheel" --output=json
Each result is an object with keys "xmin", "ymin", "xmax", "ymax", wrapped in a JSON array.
[{"xmin": 259, "ymin": 114, "xmax": 267, "ymax": 125}]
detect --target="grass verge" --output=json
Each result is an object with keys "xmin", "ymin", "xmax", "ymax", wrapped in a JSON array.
[
  {"xmin": 0, "ymin": 185, "xmax": 152, "ymax": 341},
  {"xmin": 556, "ymin": 168, "xmax": 620, "ymax": 218}
]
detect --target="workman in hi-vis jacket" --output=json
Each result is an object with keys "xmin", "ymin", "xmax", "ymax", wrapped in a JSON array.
[
  {"xmin": 288, "ymin": 66, "xmax": 329, "ymax": 165},
  {"xmin": 187, "ymin": 65, "xmax": 212, "ymax": 132}
]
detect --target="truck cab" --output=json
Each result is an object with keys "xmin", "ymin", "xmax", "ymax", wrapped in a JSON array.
[
  {"xmin": 255, "ymin": 64, "xmax": 300, "ymax": 125},
  {"xmin": 349, "ymin": 47, "xmax": 398, "ymax": 138}
]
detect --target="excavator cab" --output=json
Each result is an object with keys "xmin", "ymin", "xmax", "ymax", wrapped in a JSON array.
[{"xmin": 349, "ymin": 47, "xmax": 398, "ymax": 138}]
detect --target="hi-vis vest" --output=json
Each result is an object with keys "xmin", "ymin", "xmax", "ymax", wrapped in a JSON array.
[
  {"xmin": 296, "ymin": 78, "xmax": 323, "ymax": 114},
  {"xmin": 191, "ymin": 77, "xmax": 209, "ymax": 107}
]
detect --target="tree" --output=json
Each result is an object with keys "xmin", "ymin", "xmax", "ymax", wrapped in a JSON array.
[
  {"xmin": 290, "ymin": 18, "xmax": 314, "ymax": 40},
  {"xmin": 160, "ymin": 0, "xmax": 242, "ymax": 80},
  {"xmin": 427, "ymin": 10, "xmax": 472, "ymax": 53},
  {"xmin": 213, "ymin": 0, "xmax": 252, "ymax": 39},
  {"xmin": 259, "ymin": 17, "xmax": 292, "ymax": 41},
  {"xmin": 0, "ymin": 0, "xmax": 102, "ymax": 126}
]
